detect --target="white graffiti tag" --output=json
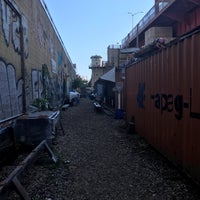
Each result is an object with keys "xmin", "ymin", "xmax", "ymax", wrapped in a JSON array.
[
  {"xmin": 0, "ymin": 60, "xmax": 23, "ymax": 121},
  {"xmin": 0, "ymin": 0, "xmax": 29, "ymax": 57}
]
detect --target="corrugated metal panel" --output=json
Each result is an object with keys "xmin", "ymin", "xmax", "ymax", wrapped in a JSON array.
[
  {"xmin": 177, "ymin": 7, "xmax": 200, "ymax": 36},
  {"xmin": 196, "ymin": 7, "xmax": 200, "ymax": 26},
  {"xmin": 125, "ymin": 30, "xmax": 200, "ymax": 183}
]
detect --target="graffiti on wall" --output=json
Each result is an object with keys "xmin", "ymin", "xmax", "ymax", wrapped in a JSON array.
[
  {"xmin": 21, "ymin": 15, "xmax": 28, "ymax": 58},
  {"xmin": 51, "ymin": 59, "xmax": 56, "ymax": 74},
  {"xmin": 50, "ymin": 52, "xmax": 65, "ymax": 103},
  {"xmin": 57, "ymin": 51, "xmax": 64, "ymax": 84},
  {"xmin": 0, "ymin": 0, "xmax": 29, "ymax": 58},
  {"xmin": 31, "ymin": 65, "xmax": 65, "ymax": 107},
  {"xmin": 0, "ymin": 59, "xmax": 23, "ymax": 120},
  {"xmin": 30, "ymin": 0, "xmax": 48, "ymax": 49},
  {"xmin": 31, "ymin": 65, "xmax": 55, "ymax": 101},
  {"xmin": 31, "ymin": 69, "xmax": 43, "ymax": 100},
  {"xmin": 42, "ymin": 64, "xmax": 53, "ymax": 100},
  {"xmin": 37, "ymin": 19, "xmax": 46, "ymax": 47},
  {"xmin": 50, "ymin": 37, "xmax": 54, "ymax": 56}
]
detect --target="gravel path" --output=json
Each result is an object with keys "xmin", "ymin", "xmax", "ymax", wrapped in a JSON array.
[{"xmin": 5, "ymin": 98, "xmax": 200, "ymax": 199}]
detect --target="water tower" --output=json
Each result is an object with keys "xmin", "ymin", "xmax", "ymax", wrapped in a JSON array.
[{"xmin": 89, "ymin": 55, "xmax": 105, "ymax": 89}]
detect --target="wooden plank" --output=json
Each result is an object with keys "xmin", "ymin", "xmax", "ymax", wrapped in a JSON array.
[
  {"xmin": 12, "ymin": 177, "xmax": 31, "ymax": 200},
  {"xmin": 44, "ymin": 141, "xmax": 57, "ymax": 163},
  {"xmin": 0, "ymin": 139, "xmax": 57, "ymax": 198},
  {"xmin": 59, "ymin": 120, "xmax": 65, "ymax": 135}
]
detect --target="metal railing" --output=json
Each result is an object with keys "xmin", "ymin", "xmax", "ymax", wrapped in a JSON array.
[{"xmin": 122, "ymin": 0, "xmax": 175, "ymax": 48}]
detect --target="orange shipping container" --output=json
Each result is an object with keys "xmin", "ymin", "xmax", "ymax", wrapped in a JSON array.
[{"xmin": 125, "ymin": 29, "xmax": 200, "ymax": 183}]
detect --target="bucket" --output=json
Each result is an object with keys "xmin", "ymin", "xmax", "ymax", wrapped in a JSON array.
[{"xmin": 115, "ymin": 109, "xmax": 124, "ymax": 119}]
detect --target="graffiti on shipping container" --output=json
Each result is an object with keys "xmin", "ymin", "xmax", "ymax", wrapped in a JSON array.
[
  {"xmin": 0, "ymin": 0, "xmax": 29, "ymax": 57},
  {"xmin": 137, "ymin": 83, "xmax": 200, "ymax": 120}
]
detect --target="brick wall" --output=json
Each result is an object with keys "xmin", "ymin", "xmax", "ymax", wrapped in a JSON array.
[{"xmin": 0, "ymin": 0, "xmax": 75, "ymax": 121}]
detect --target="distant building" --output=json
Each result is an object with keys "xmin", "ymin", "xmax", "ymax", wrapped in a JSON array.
[
  {"xmin": 89, "ymin": 45, "xmax": 137, "ymax": 92},
  {"xmin": 107, "ymin": 45, "xmax": 120, "ymax": 67},
  {"xmin": 107, "ymin": 44, "xmax": 140, "ymax": 69},
  {"xmin": 94, "ymin": 67, "xmax": 116, "ymax": 107}
]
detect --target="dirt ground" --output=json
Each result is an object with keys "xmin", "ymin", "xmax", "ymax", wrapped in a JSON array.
[{"xmin": 5, "ymin": 97, "xmax": 200, "ymax": 200}]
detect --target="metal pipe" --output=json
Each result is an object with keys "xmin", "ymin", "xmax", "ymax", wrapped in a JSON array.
[
  {"xmin": 19, "ymin": 15, "xmax": 27, "ymax": 114},
  {"xmin": 0, "ymin": 114, "xmax": 23, "ymax": 124}
]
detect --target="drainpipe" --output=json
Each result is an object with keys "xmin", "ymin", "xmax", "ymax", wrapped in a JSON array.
[
  {"xmin": 117, "ymin": 92, "xmax": 121, "ymax": 109},
  {"xmin": 19, "ymin": 16, "xmax": 27, "ymax": 113}
]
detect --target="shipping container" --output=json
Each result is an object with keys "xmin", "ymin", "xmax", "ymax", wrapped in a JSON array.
[{"xmin": 125, "ymin": 28, "xmax": 200, "ymax": 183}]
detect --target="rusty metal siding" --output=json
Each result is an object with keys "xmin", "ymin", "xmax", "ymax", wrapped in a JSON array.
[
  {"xmin": 196, "ymin": 7, "xmax": 200, "ymax": 26},
  {"xmin": 125, "ymin": 30, "xmax": 200, "ymax": 183},
  {"xmin": 176, "ymin": 7, "xmax": 200, "ymax": 36}
]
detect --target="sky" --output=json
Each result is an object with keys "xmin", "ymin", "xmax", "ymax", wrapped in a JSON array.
[{"xmin": 44, "ymin": 0, "xmax": 155, "ymax": 80}]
